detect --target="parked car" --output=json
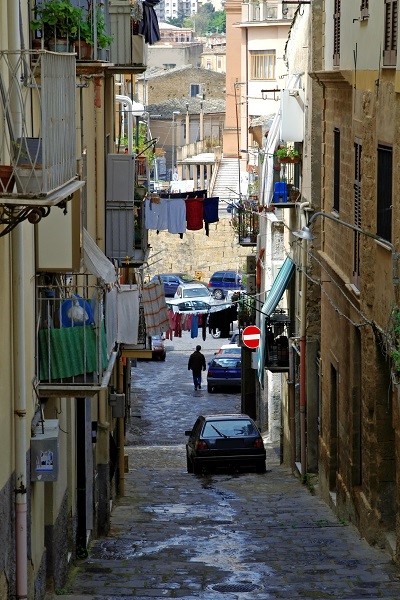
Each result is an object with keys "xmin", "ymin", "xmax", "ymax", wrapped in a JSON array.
[
  {"xmin": 206, "ymin": 354, "xmax": 241, "ymax": 393},
  {"xmin": 207, "ymin": 270, "xmax": 245, "ymax": 300},
  {"xmin": 151, "ymin": 273, "xmax": 199, "ymax": 297},
  {"xmin": 185, "ymin": 414, "xmax": 266, "ymax": 474},
  {"xmin": 215, "ymin": 344, "xmax": 241, "ymax": 357},
  {"xmin": 167, "ymin": 299, "xmax": 211, "ymax": 313},
  {"xmin": 151, "ymin": 335, "xmax": 166, "ymax": 361},
  {"xmin": 174, "ymin": 283, "xmax": 212, "ymax": 301}
]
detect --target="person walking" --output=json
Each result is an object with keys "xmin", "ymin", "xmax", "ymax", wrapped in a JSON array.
[{"xmin": 188, "ymin": 345, "xmax": 206, "ymax": 391}]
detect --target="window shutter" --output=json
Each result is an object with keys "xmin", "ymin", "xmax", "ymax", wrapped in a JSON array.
[
  {"xmin": 384, "ymin": 0, "xmax": 398, "ymax": 66},
  {"xmin": 377, "ymin": 144, "xmax": 393, "ymax": 243},
  {"xmin": 333, "ymin": 128, "xmax": 340, "ymax": 212},
  {"xmin": 333, "ymin": 0, "xmax": 341, "ymax": 66},
  {"xmin": 353, "ymin": 142, "xmax": 362, "ymax": 281}
]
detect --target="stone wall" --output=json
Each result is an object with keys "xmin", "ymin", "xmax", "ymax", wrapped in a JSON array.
[{"xmin": 146, "ymin": 218, "xmax": 254, "ymax": 282}]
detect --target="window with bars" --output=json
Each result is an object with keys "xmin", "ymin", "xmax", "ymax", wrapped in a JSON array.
[
  {"xmin": 353, "ymin": 141, "xmax": 362, "ymax": 285},
  {"xmin": 333, "ymin": 0, "xmax": 341, "ymax": 66},
  {"xmin": 333, "ymin": 128, "xmax": 340, "ymax": 213},
  {"xmin": 377, "ymin": 144, "xmax": 393, "ymax": 242},
  {"xmin": 384, "ymin": 0, "xmax": 398, "ymax": 66},
  {"xmin": 250, "ymin": 50, "xmax": 276, "ymax": 80}
]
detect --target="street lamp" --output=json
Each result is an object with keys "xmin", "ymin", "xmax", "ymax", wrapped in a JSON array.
[
  {"xmin": 292, "ymin": 210, "xmax": 398, "ymax": 477},
  {"xmin": 171, "ymin": 111, "xmax": 180, "ymax": 176}
]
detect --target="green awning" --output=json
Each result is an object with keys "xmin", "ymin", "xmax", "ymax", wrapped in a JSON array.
[{"xmin": 261, "ymin": 257, "xmax": 295, "ymax": 317}]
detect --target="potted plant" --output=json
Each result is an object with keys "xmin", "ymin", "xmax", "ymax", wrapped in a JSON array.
[
  {"xmin": 79, "ymin": 6, "xmax": 113, "ymax": 49},
  {"xmin": 274, "ymin": 146, "xmax": 301, "ymax": 163},
  {"xmin": 30, "ymin": 0, "xmax": 83, "ymax": 51}
]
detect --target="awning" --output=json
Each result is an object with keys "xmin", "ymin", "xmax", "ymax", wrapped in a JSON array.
[
  {"xmin": 83, "ymin": 228, "xmax": 117, "ymax": 285},
  {"xmin": 261, "ymin": 257, "xmax": 295, "ymax": 317},
  {"xmin": 257, "ymin": 256, "xmax": 295, "ymax": 387}
]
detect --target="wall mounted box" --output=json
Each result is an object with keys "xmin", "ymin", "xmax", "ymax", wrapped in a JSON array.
[
  {"xmin": 109, "ymin": 393, "xmax": 125, "ymax": 418},
  {"xmin": 30, "ymin": 419, "xmax": 59, "ymax": 482}
]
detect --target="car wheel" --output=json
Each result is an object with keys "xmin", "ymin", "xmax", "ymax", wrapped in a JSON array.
[
  {"xmin": 256, "ymin": 460, "xmax": 266, "ymax": 474},
  {"xmin": 213, "ymin": 289, "xmax": 224, "ymax": 300},
  {"xmin": 211, "ymin": 328, "xmax": 221, "ymax": 339},
  {"xmin": 186, "ymin": 452, "xmax": 193, "ymax": 473},
  {"xmin": 207, "ymin": 383, "xmax": 213, "ymax": 393}
]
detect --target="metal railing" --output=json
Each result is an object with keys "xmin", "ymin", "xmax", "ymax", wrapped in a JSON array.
[{"xmin": 0, "ymin": 51, "xmax": 77, "ymax": 196}]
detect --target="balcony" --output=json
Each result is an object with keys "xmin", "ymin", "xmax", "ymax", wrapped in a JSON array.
[
  {"xmin": 36, "ymin": 274, "xmax": 116, "ymax": 397},
  {"xmin": 0, "ymin": 51, "xmax": 84, "ymax": 224},
  {"xmin": 234, "ymin": 198, "xmax": 260, "ymax": 246},
  {"xmin": 108, "ymin": 2, "xmax": 148, "ymax": 73}
]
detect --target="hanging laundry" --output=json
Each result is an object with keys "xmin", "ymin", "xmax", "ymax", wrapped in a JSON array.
[
  {"xmin": 167, "ymin": 197, "xmax": 186, "ymax": 235},
  {"xmin": 203, "ymin": 196, "xmax": 219, "ymax": 236},
  {"xmin": 145, "ymin": 197, "xmax": 168, "ymax": 231},
  {"xmin": 191, "ymin": 314, "xmax": 199, "ymax": 338},
  {"xmin": 186, "ymin": 197, "xmax": 204, "ymax": 230}
]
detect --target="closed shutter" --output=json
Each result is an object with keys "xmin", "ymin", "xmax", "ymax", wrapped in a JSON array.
[
  {"xmin": 333, "ymin": 0, "xmax": 341, "ymax": 66},
  {"xmin": 377, "ymin": 144, "xmax": 393, "ymax": 243},
  {"xmin": 353, "ymin": 141, "xmax": 362, "ymax": 283},
  {"xmin": 333, "ymin": 128, "xmax": 340, "ymax": 212},
  {"xmin": 384, "ymin": 0, "xmax": 398, "ymax": 66}
]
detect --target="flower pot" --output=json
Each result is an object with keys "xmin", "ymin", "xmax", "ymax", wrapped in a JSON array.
[
  {"xmin": 74, "ymin": 40, "xmax": 93, "ymax": 60},
  {"xmin": 0, "ymin": 165, "xmax": 15, "ymax": 193},
  {"xmin": 278, "ymin": 156, "xmax": 301, "ymax": 164},
  {"xmin": 48, "ymin": 38, "xmax": 72, "ymax": 52},
  {"xmin": 15, "ymin": 165, "xmax": 43, "ymax": 194}
]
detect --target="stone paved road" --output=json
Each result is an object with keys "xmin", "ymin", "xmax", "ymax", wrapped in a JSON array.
[{"xmin": 51, "ymin": 332, "xmax": 400, "ymax": 599}]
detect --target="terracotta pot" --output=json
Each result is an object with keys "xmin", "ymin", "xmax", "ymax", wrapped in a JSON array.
[
  {"xmin": 278, "ymin": 156, "xmax": 301, "ymax": 164},
  {"xmin": 0, "ymin": 165, "xmax": 15, "ymax": 193},
  {"xmin": 74, "ymin": 40, "xmax": 93, "ymax": 61}
]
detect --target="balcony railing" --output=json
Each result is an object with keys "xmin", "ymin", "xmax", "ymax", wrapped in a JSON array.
[
  {"xmin": 235, "ymin": 198, "xmax": 260, "ymax": 246},
  {"xmin": 36, "ymin": 274, "xmax": 114, "ymax": 396},
  {"xmin": 0, "ymin": 51, "xmax": 82, "ymax": 202}
]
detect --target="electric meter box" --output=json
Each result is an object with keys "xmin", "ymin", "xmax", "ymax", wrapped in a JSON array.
[{"xmin": 30, "ymin": 419, "xmax": 59, "ymax": 482}]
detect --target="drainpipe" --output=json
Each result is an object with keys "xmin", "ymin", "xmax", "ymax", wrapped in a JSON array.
[
  {"xmin": 298, "ymin": 201, "xmax": 310, "ymax": 479},
  {"xmin": 8, "ymin": 0, "xmax": 28, "ymax": 596}
]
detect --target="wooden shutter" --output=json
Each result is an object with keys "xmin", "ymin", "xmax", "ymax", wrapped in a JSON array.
[
  {"xmin": 377, "ymin": 144, "xmax": 393, "ymax": 243},
  {"xmin": 333, "ymin": 128, "xmax": 340, "ymax": 212},
  {"xmin": 384, "ymin": 0, "xmax": 398, "ymax": 66},
  {"xmin": 333, "ymin": 0, "xmax": 341, "ymax": 66},
  {"xmin": 353, "ymin": 141, "xmax": 362, "ymax": 282}
]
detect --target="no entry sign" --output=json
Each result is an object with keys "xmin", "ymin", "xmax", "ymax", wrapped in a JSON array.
[{"xmin": 242, "ymin": 325, "xmax": 261, "ymax": 349}]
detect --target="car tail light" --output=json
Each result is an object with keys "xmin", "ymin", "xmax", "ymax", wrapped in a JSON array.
[
  {"xmin": 253, "ymin": 438, "xmax": 264, "ymax": 449},
  {"xmin": 195, "ymin": 440, "xmax": 209, "ymax": 451}
]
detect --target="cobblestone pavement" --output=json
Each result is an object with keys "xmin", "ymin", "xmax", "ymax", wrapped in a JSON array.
[{"xmin": 53, "ymin": 332, "xmax": 400, "ymax": 599}]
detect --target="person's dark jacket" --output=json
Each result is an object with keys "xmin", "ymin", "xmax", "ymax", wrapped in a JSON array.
[{"xmin": 188, "ymin": 350, "xmax": 206, "ymax": 373}]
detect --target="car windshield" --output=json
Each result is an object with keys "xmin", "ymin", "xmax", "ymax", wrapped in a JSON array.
[
  {"xmin": 183, "ymin": 287, "xmax": 209, "ymax": 298},
  {"xmin": 218, "ymin": 347, "xmax": 241, "ymax": 356},
  {"xmin": 203, "ymin": 419, "xmax": 256, "ymax": 438}
]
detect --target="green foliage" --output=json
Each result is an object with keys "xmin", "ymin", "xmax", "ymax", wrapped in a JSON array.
[
  {"xmin": 183, "ymin": 7, "xmax": 226, "ymax": 35},
  {"xmin": 390, "ymin": 307, "xmax": 400, "ymax": 375},
  {"xmin": 275, "ymin": 146, "xmax": 300, "ymax": 160},
  {"xmin": 30, "ymin": 0, "xmax": 83, "ymax": 41}
]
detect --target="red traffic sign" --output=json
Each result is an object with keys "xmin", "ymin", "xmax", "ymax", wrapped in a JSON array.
[{"xmin": 242, "ymin": 325, "xmax": 261, "ymax": 349}]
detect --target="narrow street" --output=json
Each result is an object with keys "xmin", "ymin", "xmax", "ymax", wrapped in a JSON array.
[{"xmin": 56, "ymin": 333, "xmax": 400, "ymax": 599}]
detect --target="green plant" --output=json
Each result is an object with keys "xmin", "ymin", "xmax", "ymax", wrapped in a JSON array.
[
  {"xmin": 117, "ymin": 124, "xmax": 156, "ymax": 165},
  {"xmin": 275, "ymin": 146, "xmax": 300, "ymax": 160},
  {"xmin": 30, "ymin": 0, "xmax": 83, "ymax": 42},
  {"xmin": 83, "ymin": 6, "xmax": 113, "ymax": 48},
  {"xmin": 389, "ymin": 307, "xmax": 400, "ymax": 375}
]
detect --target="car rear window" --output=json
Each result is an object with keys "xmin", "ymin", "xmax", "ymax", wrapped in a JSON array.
[
  {"xmin": 183, "ymin": 287, "xmax": 209, "ymax": 298},
  {"xmin": 202, "ymin": 419, "xmax": 256, "ymax": 437},
  {"xmin": 210, "ymin": 358, "xmax": 241, "ymax": 368}
]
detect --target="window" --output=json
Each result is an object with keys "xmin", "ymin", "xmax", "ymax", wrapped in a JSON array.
[
  {"xmin": 384, "ymin": 0, "xmax": 398, "ymax": 66},
  {"xmin": 333, "ymin": 128, "xmax": 340, "ymax": 213},
  {"xmin": 190, "ymin": 83, "xmax": 202, "ymax": 97},
  {"xmin": 377, "ymin": 144, "xmax": 393, "ymax": 242},
  {"xmin": 333, "ymin": 0, "xmax": 341, "ymax": 66},
  {"xmin": 250, "ymin": 50, "xmax": 276, "ymax": 80},
  {"xmin": 353, "ymin": 141, "xmax": 362, "ymax": 284}
]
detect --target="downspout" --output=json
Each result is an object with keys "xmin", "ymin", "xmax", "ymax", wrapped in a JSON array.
[
  {"xmin": 298, "ymin": 201, "xmax": 310, "ymax": 479},
  {"xmin": 115, "ymin": 95, "xmax": 133, "ymax": 153},
  {"xmin": 8, "ymin": 0, "xmax": 28, "ymax": 596}
]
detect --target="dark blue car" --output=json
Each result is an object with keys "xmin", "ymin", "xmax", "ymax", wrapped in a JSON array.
[
  {"xmin": 151, "ymin": 273, "xmax": 197, "ymax": 297},
  {"xmin": 207, "ymin": 354, "xmax": 241, "ymax": 393}
]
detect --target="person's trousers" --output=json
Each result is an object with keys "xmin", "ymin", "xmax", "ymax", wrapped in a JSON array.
[{"xmin": 192, "ymin": 370, "xmax": 202, "ymax": 389}]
